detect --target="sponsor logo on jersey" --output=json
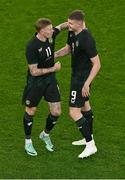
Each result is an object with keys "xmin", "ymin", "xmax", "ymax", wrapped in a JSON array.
[
  {"xmin": 38, "ymin": 47, "xmax": 43, "ymax": 52},
  {"xmin": 27, "ymin": 122, "xmax": 32, "ymax": 126}
]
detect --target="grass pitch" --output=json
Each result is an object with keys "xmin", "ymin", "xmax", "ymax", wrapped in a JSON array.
[{"xmin": 0, "ymin": 0, "xmax": 125, "ymax": 178}]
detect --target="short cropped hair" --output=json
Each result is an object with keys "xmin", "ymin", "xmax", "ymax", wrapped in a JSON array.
[
  {"xmin": 68, "ymin": 10, "xmax": 85, "ymax": 21},
  {"xmin": 35, "ymin": 18, "xmax": 52, "ymax": 32}
]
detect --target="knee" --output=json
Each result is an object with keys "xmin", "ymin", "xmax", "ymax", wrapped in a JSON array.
[
  {"xmin": 82, "ymin": 101, "xmax": 91, "ymax": 112},
  {"xmin": 69, "ymin": 109, "xmax": 75, "ymax": 119},
  {"xmin": 51, "ymin": 109, "xmax": 61, "ymax": 117},
  {"xmin": 25, "ymin": 107, "xmax": 37, "ymax": 116},
  {"xmin": 69, "ymin": 109, "xmax": 82, "ymax": 121}
]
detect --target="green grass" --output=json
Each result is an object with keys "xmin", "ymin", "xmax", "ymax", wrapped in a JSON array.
[{"xmin": 0, "ymin": 0, "xmax": 125, "ymax": 178}]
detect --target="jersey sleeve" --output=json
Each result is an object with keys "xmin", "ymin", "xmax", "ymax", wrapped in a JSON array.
[
  {"xmin": 52, "ymin": 27, "xmax": 60, "ymax": 39},
  {"xmin": 81, "ymin": 33, "xmax": 98, "ymax": 58},
  {"xmin": 26, "ymin": 44, "xmax": 38, "ymax": 65}
]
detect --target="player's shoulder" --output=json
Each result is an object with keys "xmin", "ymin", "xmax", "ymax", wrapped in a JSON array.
[
  {"xmin": 52, "ymin": 27, "xmax": 60, "ymax": 38},
  {"xmin": 80, "ymin": 29, "xmax": 95, "ymax": 44},
  {"xmin": 80, "ymin": 29, "xmax": 93, "ymax": 38},
  {"xmin": 26, "ymin": 36, "xmax": 38, "ymax": 50}
]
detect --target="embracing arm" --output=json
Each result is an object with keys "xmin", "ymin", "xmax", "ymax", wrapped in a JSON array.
[
  {"xmin": 28, "ymin": 62, "xmax": 61, "ymax": 76},
  {"xmin": 55, "ymin": 22, "xmax": 68, "ymax": 31},
  {"xmin": 55, "ymin": 44, "xmax": 71, "ymax": 59}
]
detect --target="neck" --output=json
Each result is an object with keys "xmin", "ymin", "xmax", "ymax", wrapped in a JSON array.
[{"xmin": 36, "ymin": 33, "xmax": 47, "ymax": 42}]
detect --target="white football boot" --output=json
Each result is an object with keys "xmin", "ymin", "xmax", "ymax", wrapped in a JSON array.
[
  {"xmin": 72, "ymin": 138, "xmax": 86, "ymax": 145},
  {"xmin": 78, "ymin": 139, "xmax": 97, "ymax": 158},
  {"xmin": 72, "ymin": 135, "xmax": 93, "ymax": 146}
]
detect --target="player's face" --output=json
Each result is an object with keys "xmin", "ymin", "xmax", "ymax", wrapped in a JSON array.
[
  {"xmin": 68, "ymin": 19, "xmax": 82, "ymax": 32},
  {"xmin": 41, "ymin": 24, "xmax": 54, "ymax": 38}
]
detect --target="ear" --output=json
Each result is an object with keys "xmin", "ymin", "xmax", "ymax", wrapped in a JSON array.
[{"xmin": 39, "ymin": 29, "xmax": 44, "ymax": 34}]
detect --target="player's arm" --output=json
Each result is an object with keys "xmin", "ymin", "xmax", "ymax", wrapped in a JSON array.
[
  {"xmin": 55, "ymin": 22, "xmax": 68, "ymax": 31},
  {"xmin": 82, "ymin": 55, "xmax": 101, "ymax": 97},
  {"xmin": 28, "ymin": 62, "xmax": 61, "ymax": 77},
  {"xmin": 53, "ymin": 22, "xmax": 68, "ymax": 39},
  {"xmin": 81, "ymin": 33, "xmax": 101, "ymax": 97},
  {"xmin": 55, "ymin": 44, "xmax": 71, "ymax": 59},
  {"xmin": 26, "ymin": 44, "xmax": 61, "ymax": 76},
  {"xmin": 86, "ymin": 55, "xmax": 101, "ymax": 85}
]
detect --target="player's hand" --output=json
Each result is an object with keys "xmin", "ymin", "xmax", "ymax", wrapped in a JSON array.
[
  {"xmin": 82, "ymin": 82, "xmax": 90, "ymax": 97},
  {"xmin": 63, "ymin": 22, "xmax": 69, "ymax": 29},
  {"xmin": 56, "ymin": 22, "xmax": 69, "ymax": 31},
  {"xmin": 53, "ymin": 62, "xmax": 61, "ymax": 72}
]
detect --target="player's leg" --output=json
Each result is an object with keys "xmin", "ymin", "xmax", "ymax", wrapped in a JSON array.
[
  {"xmin": 24, "ymin": 106, "xmax": 37, "ymax": 156},
  {"xmin": 70, "ymin": 106, "xmax": 97, "ymax": 158},
  {"xmin": 46, "ymin": 101, "xmax": 61, "ymax": 133},
  {"xmin": 39, "ymin": 102, "xmax": 61, "ymax": 152},
  {"xmin": 72, "ymin": 100, "xmax": 94, "ymax": 145},
  {"xmin": 81, "ymin": 100, "xmax": 93, "ymax": 135},
  {"xmin": 22, "ymin": 85, "xmax": 43, "ymax": 156},
  {"xmin": 78, "ymin": 100, "xmax": 97, "ymax": 158},
  {"xmin": 69, "ymin": 76, "xmax": 92, "ymax": 144},
  {"xmin": 39, "ymin": 79, "xmax": 61, "ymax": 152},
  {"xmin": 69, "ymin": 76, "xmax": 97, "ymax": 158},
  {"xmin": 69, "ymin": 107, "xmax": 92, "ymax": 145}
]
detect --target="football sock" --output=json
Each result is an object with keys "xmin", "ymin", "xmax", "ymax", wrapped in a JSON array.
[
  {"xmin": 81, "ymin": 109, "xmax": 93, "ymax": 135},
  {"xmin": 76, "ymin": 116, "xmax": 92, "ymax": 142},
  {"xmin": 45, "ymin": 114, "xmax": 59, "ymax": 134},
  {"xmin": 23, "ymin": 112, "xmax": 33, "ymax": 139},
  {"xmin": 25, "ymin": 139, "xmax": 32, "ymax": 144}
]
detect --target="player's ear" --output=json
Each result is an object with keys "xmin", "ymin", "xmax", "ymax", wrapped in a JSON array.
[{"xmin": 39, "ymin": 29, "xmax": 44, "ymax": 34}]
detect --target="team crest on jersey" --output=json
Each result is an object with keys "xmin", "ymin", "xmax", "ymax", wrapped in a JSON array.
[
  {"xmin": 48, "ymin": 38, "xmax": 53, "ymax": 43},
  {"xmin": 76, "ymin": 41, "xmax": 79, "ymax": 47},
  {"xmin": 26, "ymin": 100, "xmax": 30, "ymax": 105}
]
